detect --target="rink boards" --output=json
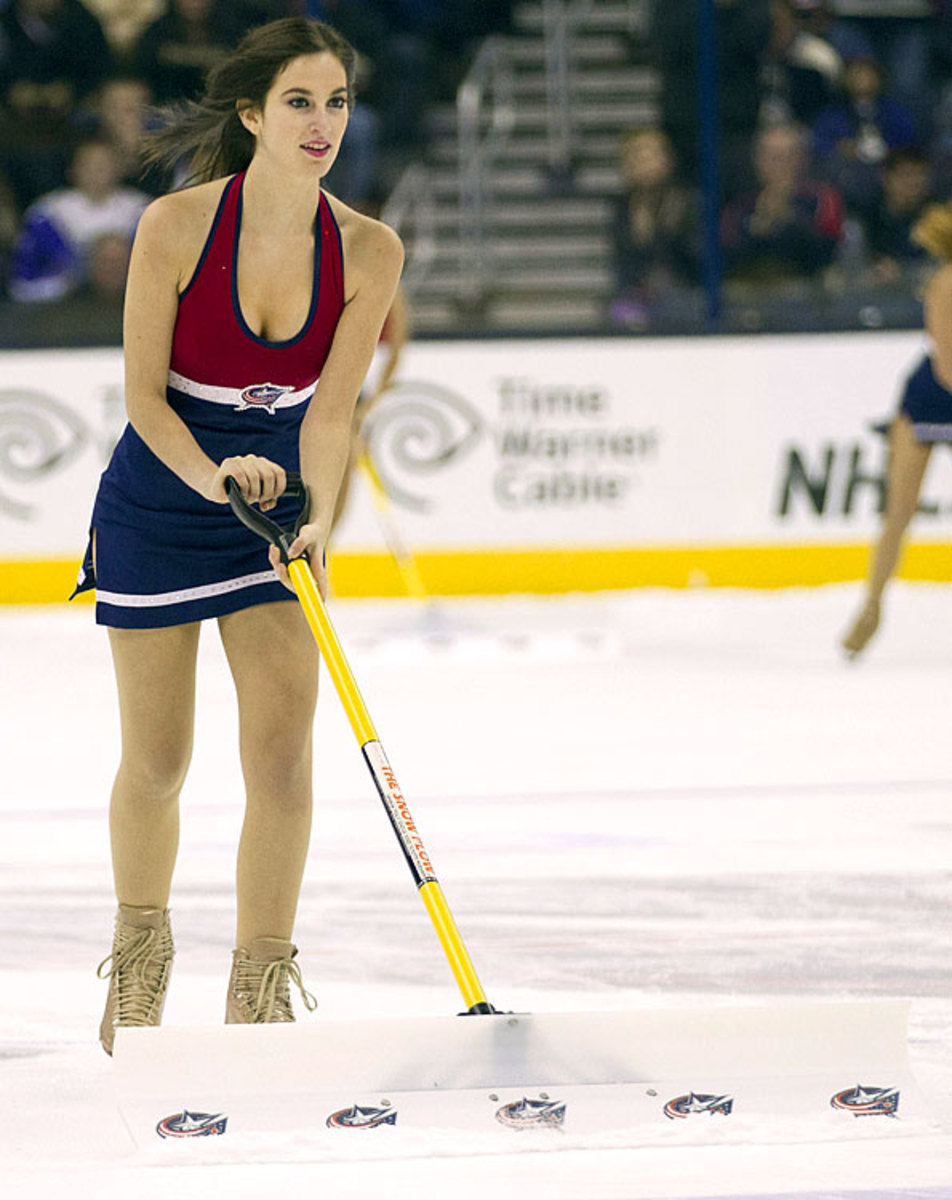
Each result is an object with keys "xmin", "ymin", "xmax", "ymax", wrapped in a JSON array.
[{"xmin": 5, "ymin": 333, "xmax": 952, "ymax": 600}]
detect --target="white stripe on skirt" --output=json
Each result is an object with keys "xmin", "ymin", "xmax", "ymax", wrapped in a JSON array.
[{"xmin": 97, "ymin": 570, "xmax": 278, "ymax": 609}]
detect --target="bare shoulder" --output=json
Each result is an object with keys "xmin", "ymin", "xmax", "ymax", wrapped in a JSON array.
[
  {"xmin": 324, "ymin": 192, "xmax": 404, "ymax": 295},
  {"xmin": 133, "ymin": 177, "xmax": 232, "ymax": 287},
  {"xmin": 924, "ymin": 263, "xmax": 952, "ymax": 309}
]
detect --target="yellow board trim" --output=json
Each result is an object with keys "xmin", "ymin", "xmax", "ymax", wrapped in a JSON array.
[{"xmin": 4, "ymin": 542, "xmax": 952, "ymax": 603}]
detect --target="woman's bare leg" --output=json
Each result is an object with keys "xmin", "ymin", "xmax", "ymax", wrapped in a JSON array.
[
  {"xmin": 842, "ymin": 416, "xmax": 931, "ymax": 655},
  {"xmin": 218, "ymin": 600, "xmax": 319, "ymax": 947},
  {"xmin": 107, "ymin": 623, "xmax": 201, "ymax": 906}
]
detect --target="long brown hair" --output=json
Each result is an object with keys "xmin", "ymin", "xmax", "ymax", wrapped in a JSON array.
[
  {"xmin": 912, "ymin": 203, "xmax": 952, "ymax": 262},
  {"xmin": 143, "ymin": 18, "xmax": 357, "ymax": 186}
]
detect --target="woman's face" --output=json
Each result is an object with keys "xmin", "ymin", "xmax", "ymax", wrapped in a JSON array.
[
  {"xmin": 845, "ymin": 60, "xmax": 882, "ymax": 102},
  {"xmin": 71, "ymin": 142, "xmax": 121, "ymax": 199},
  {"xmin": 241, "ymin": 52, "xmax": 350, "ymax": 179},
  {"xmin": 621, "ymin": 132, "xmax": 673, "ymax": 189}
]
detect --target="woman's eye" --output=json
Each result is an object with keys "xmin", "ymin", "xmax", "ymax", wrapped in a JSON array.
[
  {"xmin": 289, "ymin": 96, "xmax": 309, "ymax": 108},
  {"xmin": 328, "ymin": 97, "xmax": 347, "ymax": 110}
]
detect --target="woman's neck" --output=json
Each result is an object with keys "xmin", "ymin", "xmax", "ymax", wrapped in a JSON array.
[{"xmin": 241, "ymin": 159, "xmax": 322, "ymax": 233}]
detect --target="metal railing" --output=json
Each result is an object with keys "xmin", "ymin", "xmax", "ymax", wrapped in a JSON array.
[
  {"xmin": 381, "ymin": 162, "xmax": 437, "ymax": 293},
  {"xmin": 455, "ymin": 36, "xmax": 516, "ymax": 306},
  {"xmin": 542, "ymin": 0, "xmax": 573, "ymax": 174},
  {"xmin": 541, "ymin": 0, "xmax": 650, "ymax": 172}
]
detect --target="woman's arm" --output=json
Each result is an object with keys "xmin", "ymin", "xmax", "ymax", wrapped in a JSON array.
[
  {"xmin": 925, "ymin": 264, "xmax": 952, "ymax": 394},
  {"xmin": 367, "ymin": 283, "xmax": 410, "ymax": 404},
  {"xmin": 123, "ymin": 193, "xmax": 285, "ymax": 509},
  {"xmin": 275, "ymin": 213, "xmax": 404, "ymax": 591}
]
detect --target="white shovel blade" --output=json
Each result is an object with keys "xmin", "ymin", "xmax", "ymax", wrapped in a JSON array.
[{"xmin": 113, "ymin": 1000, "xmax": 933, "ymax": 1148}]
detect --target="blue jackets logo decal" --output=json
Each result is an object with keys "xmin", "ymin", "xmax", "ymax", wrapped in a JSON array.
[
  {"xmin": 239, "ymin": 383, "xmax": 294, "ymax": 413},
  {"xmin": 155, "ymin": 1110, "xmax": 228, "ymax": 1138},
  {"xmin": 495, "ymin": 1096, "xmax": 566, "ymax": 1128},
  {"xmin": 326, "ymin": 1103, "xmax": 398, "ymax": 1129},
  {"xmin": 664, "ymin": 1092, "xmax": 734, "ymax": 1120},
  {"xmin": 830, "ymin": 1085, "xmax": 900, "ymax": 1117}
]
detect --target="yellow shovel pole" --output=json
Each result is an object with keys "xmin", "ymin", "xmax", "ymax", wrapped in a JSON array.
[{"xmin": 288, "ymin": 557, "xmax": 493, "ymax": 1014}]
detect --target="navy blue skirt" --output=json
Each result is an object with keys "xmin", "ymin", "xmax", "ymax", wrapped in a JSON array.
[
  {"xmin": 897, "ymin": 356, "xmax": 952, "ymax": 443},
  {"xmin": 73, "ymin": 395, "xmax": 306, "ymax": 629}
]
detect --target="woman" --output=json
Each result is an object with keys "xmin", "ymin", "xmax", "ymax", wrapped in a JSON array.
[
  {"xmin": 75, "ymin": 17, "xmax": 403, "ymax": 1053},
  {"xmin": 841, "ymin": 203, "xmax": 952, "ymax": 658}
]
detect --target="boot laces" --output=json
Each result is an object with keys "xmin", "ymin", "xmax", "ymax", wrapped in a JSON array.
[
  {"xmin": 97, "ymin": 924, "xmax": 173, "ymax": 1025},
  {"xmin": 233, "ymin": 954, "xmax": 317, "ymax": 1023}
]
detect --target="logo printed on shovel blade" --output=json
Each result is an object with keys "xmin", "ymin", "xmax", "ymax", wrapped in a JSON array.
[
  {"xmin": 326, "ymin": 1103, "xmax": 398, "ymax": 1129},
  {"xmin": 830, "ymin": 1085, "xmax": 900, "ymax": 1117},
  {"xmin": 495, "ymin": 1096, "xmax": 566, "ymax": 1128},
  {"xmin": 664, "ymin": 1092, "xmax": 734, "ymax": 1120},
  {"xmin": 155, "ymin": 1110, "xmax": 228, "ymax": 1138}
]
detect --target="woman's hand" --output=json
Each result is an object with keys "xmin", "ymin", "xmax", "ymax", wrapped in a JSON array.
[
  {"xmin": 268, "ymin": 521, "xmax": 327, "ymax": 598},
  {"xmin": 207, "ymin": 455, "xmax": 286, "ymax": 511}
]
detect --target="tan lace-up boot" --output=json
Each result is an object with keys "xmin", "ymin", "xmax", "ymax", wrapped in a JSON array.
[
  {"xmin": 97, "ymin": 905, "xmax": 174, "ymax": 1056},
  {"xmin": 225, "ymin": 937, "xmax": 317, "ymax": 1024}
]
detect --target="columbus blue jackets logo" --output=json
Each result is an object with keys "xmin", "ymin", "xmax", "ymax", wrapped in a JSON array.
[
  {"xmin": 238, "ymin": 383, "xmax": 294, "ymax": 413},
  {"xmin": 495, "ymin": 1096, "xmax": 566, "ymax": 1129},
  {"xmin": 664, "ymin": 1092, "xmax": 734, "ymax": 1120},
  {"xmin": 326, "ymin": 1103, "xmax": 398, "ymax": 1129},
  {"xmin": 830, "ymin": 1085, "xmax": 900, "ymax": 1117},
  {"xmin": 155, "ymin": 1110, "xmax": 228, "ymax": 1138}
]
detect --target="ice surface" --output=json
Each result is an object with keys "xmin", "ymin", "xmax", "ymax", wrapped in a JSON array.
[{"xmin": 2, "ymin": 583, "xmax": 952, "ymax": 1199}]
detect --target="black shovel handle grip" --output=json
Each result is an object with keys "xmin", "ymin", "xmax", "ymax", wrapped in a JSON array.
[{"xmin": 225, "ymin": 471, "xmax": 311, "ymax": 565}]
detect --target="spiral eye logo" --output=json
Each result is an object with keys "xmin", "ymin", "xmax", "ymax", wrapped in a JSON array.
[
  {"xmin": 364, "ymin": 381, "xmax": 483, "ymax": 512},
  {"xmin": 0, "ymin": 389, "xmax": 90, "ymax": 519}
]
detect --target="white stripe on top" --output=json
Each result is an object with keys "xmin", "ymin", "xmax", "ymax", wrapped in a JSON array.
[
  {"xmin": 97, "ymin": 570, "xmax": 278, "ymax": 609},
  {"xmin": 168, "ymin": 370, "xmax": 316, "ymax": 413}
]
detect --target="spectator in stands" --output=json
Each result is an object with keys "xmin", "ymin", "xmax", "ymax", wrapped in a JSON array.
[
  {"xmin": 607, "ymin": 127, "xmax": 701, "ymax": 330},
  {"xmin": 652, "ymin": 0, "xmax": 773, "ymax": 200},
  {"xmin": 721, "ymin": 122, "xmax": 843, "ymax": 285},
  {"xmin": 760, "ymin": 0, "xmax": 843, "ymax": 129},
  {"xmin": 0, "ymin": 0, "xmax": 115, "ymax": 208},
  {"xmin": 133, "ymin": 0, "xmax": 245, "ymax": 104},
  {"xmin": 0, "ymin": 172, "xmax": 21, "ymax": 301},
  {"xmin": 826, "ymin": 0, "xmax": 934, "ymax": 140},
  {"xmin": 81, "ymin": 0, "xmax": 166, "ymax": 62},
  {"xmin": 90, "ymin": 75, "xmax": 168, "ymax": 196},
  {"xmin": 812, "ymin": 54, "xmax": 919, "ymax": 211},
  {"xmin": 858, "ymin": 146, "xmax": 934, "ymax": 285},
  {"xmin": 8, "ymin": 137, "xmax": 148, "ymax": 302}
]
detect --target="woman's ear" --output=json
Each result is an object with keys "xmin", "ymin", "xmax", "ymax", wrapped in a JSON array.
[{"xmin": 236, "ymin": 101, "xmax": 259, "ymax": 136}]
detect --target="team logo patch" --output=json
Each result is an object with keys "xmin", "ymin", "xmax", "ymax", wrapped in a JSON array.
[
  {"xmin": 326, "ymin": 1103, "xmax": 397, "ymax": 1129},
  {"xmin": 155, "ymin": 1110, "xmax": 228, "ymax": 1138},
  {"xmin": 830, "ymin": 1085, "xmax": 900, "ymax": 1117},
  {"xmin": 664, "ymin": 1092, "xmax": 734, "ymax": 1120},
  {"xmin": 238, "ymin": 383, "xmax": 294, "ymax": 413},
  {"xmin": 495, "ymin": 1096, "xmax": 566, "ymax": 1129}
]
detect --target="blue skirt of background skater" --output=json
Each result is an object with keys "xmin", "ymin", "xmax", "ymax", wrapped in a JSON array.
[
  {"xmin": 74, "ymin": 387, "xmax": 308, "ymax": 628},
  {"xmin": 897, "ymin": 356, "xmax": 952, "ymax": 442}
]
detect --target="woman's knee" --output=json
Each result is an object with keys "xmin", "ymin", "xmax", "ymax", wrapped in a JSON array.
[
  {"xmin": 116, "ymin": 732, "xmax": 193, "ymax": 801},
  {"xmin": 239, "ymin": 715, "xmax": 312, "ymax": 793}
]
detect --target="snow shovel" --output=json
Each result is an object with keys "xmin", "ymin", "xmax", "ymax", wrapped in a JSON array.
[
  {"xmin": 224, "ymin": 471, "xmax": 494, "ymax": 1016},
  {"xmin": 110, "ymin": 477, "xmax": 930, "ymax": 1148}
]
